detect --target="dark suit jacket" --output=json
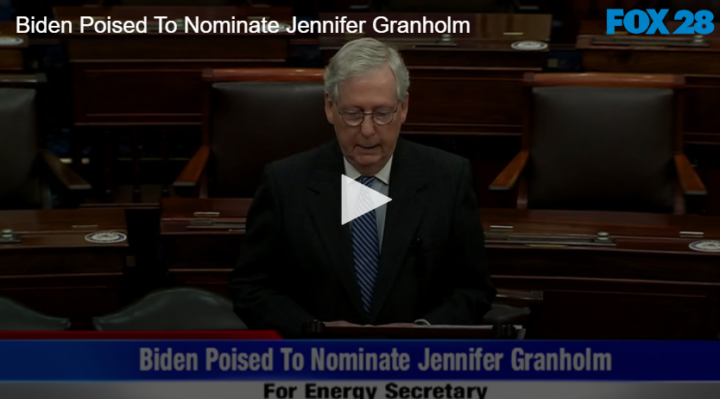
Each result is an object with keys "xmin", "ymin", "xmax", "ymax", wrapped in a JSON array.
[{"xmin": 229, "ymin": 138, "xmax": 496, "ymax": 337}]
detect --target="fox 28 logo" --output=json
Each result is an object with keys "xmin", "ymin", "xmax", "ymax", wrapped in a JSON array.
[{"xmin": 607, "ymin": 9, "xmax": 714, "ymax": 34}]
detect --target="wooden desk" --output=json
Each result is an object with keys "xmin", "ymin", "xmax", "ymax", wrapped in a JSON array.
[
  {"xmin": 0, "ymin": 208, "xmax": 128, "ymax": 329},
  {"xmin": 319, "ymin": 13, "xmax": 552, "ymax": 137},
  {"xmin": 484, "ymin": 209, "xmax": 720, "ymax": 339},
  {"xmin": 55, "ymin": 6, "xmax": 293, "ymax": 126},
  {"xmin": 578, "ymin": 19, "xmax": 720, "ymax": 74},
  {"xmin": 160, "ymin": 198, "xmax": 720, "ymax": 339},
  {"xmin": 54, "ymin": 6, "xmax": 293, "ymax": 203},
  {"xmin": 0, "ymin": 23, "xmax": 28, "ymax": 72},
  {"xmin": 576, "ymin": 20, "xmax": 720, "ymax": 146},
  {"xmin": 161, "ymin": 198, "xmax": 250, "ymax": 290}
]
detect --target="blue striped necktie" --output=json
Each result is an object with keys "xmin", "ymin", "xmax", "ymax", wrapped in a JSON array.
[{"xmin": 351, "ymin": 176, "xmax": 380, "ymax": 315}]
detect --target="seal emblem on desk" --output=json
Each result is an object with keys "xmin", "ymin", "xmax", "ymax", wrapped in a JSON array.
[
  {"xmin": 511, "ymin": 40, "xmax": 548, "ymax": 51},
  {"xmin": 689, "ymin": 240, "xmax": 720, "ymax": 252},
  {"xmin": 85, "ymin": 231, "xmax": 127, "ymax": 244}
]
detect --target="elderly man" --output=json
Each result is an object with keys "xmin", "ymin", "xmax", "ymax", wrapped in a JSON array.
[{"xmin": 230, "ymin": 37, "xmax": 495, "ymax": 337}]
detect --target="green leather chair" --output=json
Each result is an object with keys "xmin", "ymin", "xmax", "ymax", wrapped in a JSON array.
[
  {"xmin": 93, "ymin": 287, "xmax": 247, "ymax": 330},
  {"xmin": 0, "ymin": 297, "xmax": 71, "ymax": 330}
]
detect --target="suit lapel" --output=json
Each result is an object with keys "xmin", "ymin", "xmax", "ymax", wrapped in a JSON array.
[
  {"xmin": 306, "ymin": 142, "xmax": 366, "ymax": 318},
  {"xmin": 369, "ymin": 139, "xmax": 428, "ymax": 322}
]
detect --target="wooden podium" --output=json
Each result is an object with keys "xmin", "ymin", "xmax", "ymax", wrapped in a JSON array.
[{"xmin": 302, "ymin": 321, "xmax": 521, "ymax": 339}]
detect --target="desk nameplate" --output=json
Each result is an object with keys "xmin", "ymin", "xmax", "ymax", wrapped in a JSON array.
[
  {"xmin": 591, "ymin": 35, "xmax": 710, "ymax": 48},
  {"xmin": 486, "ymin": 232, "xmax": 616, "ymax": 247},
  {"xmin": 188, "ymin": 220, "xmax": 246, "ymax": 229}
]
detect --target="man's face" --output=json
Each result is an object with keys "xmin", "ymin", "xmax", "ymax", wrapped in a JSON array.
[{"xmin": 325, "ymin": 64, "xmax": 409, "ymax": 175}]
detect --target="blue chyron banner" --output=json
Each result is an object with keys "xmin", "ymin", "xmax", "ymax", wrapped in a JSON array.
[
  {"xmin": 1, "ymin": 340, "xmax": 720, "ymax": 399},
  {"xmin": 0, "ymin": 340, "xmax": 717, "ymax": 381}
]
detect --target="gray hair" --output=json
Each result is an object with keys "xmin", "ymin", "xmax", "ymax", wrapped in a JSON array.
[{"xmin": 324, "ymin": 37, "xmax": 410, "ymax": 103}]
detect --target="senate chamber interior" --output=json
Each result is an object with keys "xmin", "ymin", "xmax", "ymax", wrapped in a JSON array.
[{"xmin": 1, "ymin": 0, "xmax": 720, "ymax": 340}]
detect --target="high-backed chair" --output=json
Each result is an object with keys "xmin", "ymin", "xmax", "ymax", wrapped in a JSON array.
[
  {"xmin": 490, "ymin": 73, "xmax": 706, "ymax": 214},
  {"xmin": 0, "ymin": 297, "xmax": 71, "ymax": 330},
  {"xmin": 174, "ymin": 68, "xmax": 335, "ymax": 198},
  {"xmin": 93, "ymin": 287, "xmax": 247, "ymax": 330},
  {"xmin": 0, "ymin": 74, "xmax": 90, "ymax": 209}
]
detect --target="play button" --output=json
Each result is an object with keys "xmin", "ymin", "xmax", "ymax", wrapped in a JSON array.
[{"xmin": 341, "ymin": 175, "xmax": 392, "ymax": 225}]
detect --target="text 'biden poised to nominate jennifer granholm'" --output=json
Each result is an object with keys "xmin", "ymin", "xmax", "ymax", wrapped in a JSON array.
[
  {"xmin": 15, "ymin": 15, "xmax": 471, "ymax": 35},
  {"xmin": 138, "ymin": 346, "xmax": 612, "ymax": 373}
]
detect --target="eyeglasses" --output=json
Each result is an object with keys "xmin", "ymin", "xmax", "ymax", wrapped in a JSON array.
[{"xmin": 336, "ymin": 104, "xmax": 399, "ymax": 127}]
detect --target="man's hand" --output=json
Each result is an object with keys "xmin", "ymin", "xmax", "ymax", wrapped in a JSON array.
[
  {"xmin": 323, "ymin": 321, "xmax": 362, "ymax": 327},
  {"xmin": 375, "ymin": 323, "xmax": 418, "ymax": 328}
]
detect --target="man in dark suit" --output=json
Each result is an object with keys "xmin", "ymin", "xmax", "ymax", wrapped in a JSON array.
[{"xmin": 230, "ymin": 38, "xmax": 495, "ymax": 338}]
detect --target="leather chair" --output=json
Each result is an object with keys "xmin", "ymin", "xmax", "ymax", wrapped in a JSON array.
[
  {"xmin": 0, "ymin": 297, "xmax": 71, "ymax": 330},
  {"xmin": 174, "ymin": 68, "xmax": 335, "ymax": 198},
  {"xmin": 490, "ymin": 73, "xmax": 706, "ymax": 214},
  {"xmin": 0, "ymin": 74, "xmax": 90, "ymax": 209},
  {"xmin": 93, "ymin": 287, "xmax": 247, "ymax": 330}
]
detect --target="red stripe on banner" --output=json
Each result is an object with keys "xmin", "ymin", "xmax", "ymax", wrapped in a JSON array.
[{"xmin": 0, "ymin": 331, "xmax": 282, "ymax": 340}]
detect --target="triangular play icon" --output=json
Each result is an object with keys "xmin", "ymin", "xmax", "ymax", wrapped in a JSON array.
[{"xmin": 341, "ymin": 175, "xmax": 392, "ymax": 225}]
